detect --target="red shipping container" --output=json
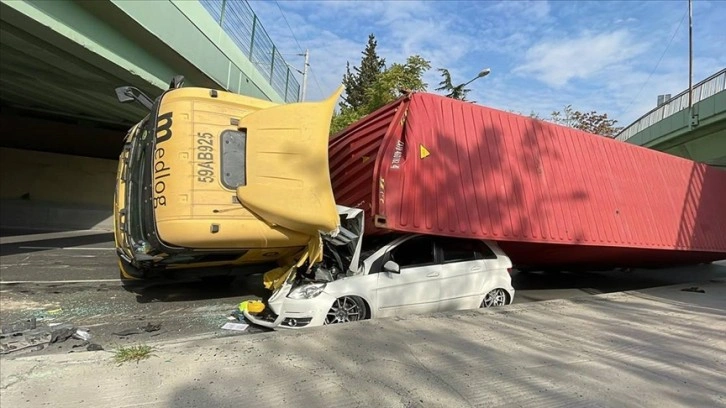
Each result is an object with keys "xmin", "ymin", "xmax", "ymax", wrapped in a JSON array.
[{"xmin": 329, "ymin": 93, "xmax": 726, "ymax": 269}]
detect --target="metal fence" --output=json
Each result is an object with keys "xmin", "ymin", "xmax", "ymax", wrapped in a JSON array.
[
  {"xmin": 200, "ymin": 0, "xmax": 301, "ymax": 103},
  {"xmin": 616, "ymin": 69, "xmax": 726, "ymax": 141}
]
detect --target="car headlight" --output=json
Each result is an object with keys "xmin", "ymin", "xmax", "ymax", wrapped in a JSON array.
[{"xmin": 287, "ymin": 283, "xmax": 327, "ymax": 299}]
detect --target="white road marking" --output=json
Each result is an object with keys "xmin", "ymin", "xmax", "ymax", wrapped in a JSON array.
[
  {"xmin": 0, "ymin": 279, "xmax": 120, "ymax": 284},
  {"xmin": 0, "ymin": 230, "xmax": 111, "ymax": 245},
  {"xmin": 17, "ymin": 246, "xmax": 114, "ymax": 251}
]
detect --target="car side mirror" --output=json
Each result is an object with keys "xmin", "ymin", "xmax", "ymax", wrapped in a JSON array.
[{"xmin": 383, "ymin": 260, "xmax": 400, "ymax": 273}]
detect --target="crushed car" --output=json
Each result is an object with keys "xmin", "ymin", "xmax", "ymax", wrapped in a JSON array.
[{"xmin": 244, "ymin": 207, "xmax": 515, "ymax": 329}]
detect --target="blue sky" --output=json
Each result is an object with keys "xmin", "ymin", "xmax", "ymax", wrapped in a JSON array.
[{"xmin": 249, "ymin": 0, "xmax": 725, "ymax": 126}]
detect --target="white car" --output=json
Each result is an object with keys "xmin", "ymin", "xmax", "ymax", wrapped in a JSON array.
[{"xmin": 245, "ymin": 217, "xmax": 514, "ymax": 329}]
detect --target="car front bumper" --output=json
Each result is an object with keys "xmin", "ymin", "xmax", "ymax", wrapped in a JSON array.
[{"xmin": 243, "ymin": 292, "xmax": 336, "ymax": 329}]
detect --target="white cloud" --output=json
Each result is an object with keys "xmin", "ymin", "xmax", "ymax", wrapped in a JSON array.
[
  {"xmin": 243, "ymin": 0, "xmax": 723, "ymax": 127},
  {"xmin": 515, "ymin": 30, "xmax": 649, "ymax": 88}
]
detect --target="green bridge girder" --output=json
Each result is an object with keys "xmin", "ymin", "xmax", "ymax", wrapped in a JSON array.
[
  {"xmin": 0, "ymin": 0, "xmax": 287, "ymax": 128},
  {"xmin": 618, "ymin": 71, "xmax": 726, "ymax": 170}
]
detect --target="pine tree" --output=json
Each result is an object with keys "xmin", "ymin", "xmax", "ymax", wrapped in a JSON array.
[
  {"xmin": 340, "ymin": 34, "xmax": 385, "ymax": 110},
  {"xmin": 436, "ymin": 68, "xmax": 471, "ymax": 101}
]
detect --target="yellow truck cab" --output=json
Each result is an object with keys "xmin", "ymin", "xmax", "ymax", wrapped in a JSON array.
[{"xmin": 114, "ymin": 78, "xmax": 342, "ymax": 284}]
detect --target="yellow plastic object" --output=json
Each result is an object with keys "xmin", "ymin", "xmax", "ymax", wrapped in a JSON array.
[
  {"xmin": 236, "ymin": 87, "xmax": 342, "ymax": 237},
  {"xmin": 243, "ymin": 300, "xmax": 265, "ymax": 314}
]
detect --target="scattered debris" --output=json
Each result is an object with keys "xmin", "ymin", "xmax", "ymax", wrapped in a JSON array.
[
  {"xmin": 0, "ymin": 328, "xmax": 52, "ymax": 355},
  {"xmin": 141, "ymin": 322, "xmax": 161, "ymax": 332},
  {"xmin": 87, "ymin": 343, "xmax": 104, "ymax": 352},
  {"xmin": 73, "ymin": 329, "xmax": 92, "ymax": 342},
  {"xmin": 0, "ymin": 318, "xmax": 83, "ymax": 355},
  {"xmin": 112, "ymin": 322, "xmax": 162, "ymax": 337},
  {"xmin": 49, "ymin": 324, "xmax": 76, "ymax": 344},
  {"xmin": 221, "ymin": 322, "xmax": 249, "ymax": 332},
  {"xmin": 681, "ymin": 287, "xmax": 705, "ymax": 293},
  {"xmin": 1, "ymin": 317, "xmax": 37, "ymax": 334}
]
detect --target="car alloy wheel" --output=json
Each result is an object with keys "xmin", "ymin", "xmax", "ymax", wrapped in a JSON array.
[
  {"xmin": 482, "ymin": 288, "xmax": 507, "ymax": 308},
  {"xmin": 325, "ymin": 296, "xmax": 365, "ymax": 324}
]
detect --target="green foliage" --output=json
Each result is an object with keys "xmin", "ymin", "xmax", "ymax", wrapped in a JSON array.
[
  {"xmin": 550, "ymin": 105, "xmax": 622, "ymax": 137},
  {"xmin": 113, "ymin": 344, "xmax": 156, "ymax": 365},
  {"xmin": 435, "ymin": 68, "xmax": 471, "ymax": 101},
  {"xmin": 334, "ymin": 35, "xmax": 431, "ymax": 135},
  {"xmin": 340, "ymin": 34, "xmax": 385, "ymax": 111},
  {"xmin": 364, "ymin": 55, "xmax": 431, "ymax": 112},
  {"xmin": 330, "ymin": 107, "xmax": 365, "ymax": 136}
]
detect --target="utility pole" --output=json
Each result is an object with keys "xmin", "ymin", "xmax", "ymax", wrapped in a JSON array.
[
  {"xmin": 688, "ymin": 0, "xmax": 693, "ymax": 110},
  {"xmin": 301, "ymin": 49, "xmax": 309, "ymax": 102}
]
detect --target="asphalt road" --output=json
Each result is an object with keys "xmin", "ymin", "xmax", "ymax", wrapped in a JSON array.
[{"xmin": 2, "ymin": 228, "xmax": 725, "ymax": 356}]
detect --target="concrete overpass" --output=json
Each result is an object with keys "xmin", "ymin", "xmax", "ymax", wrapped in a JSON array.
[
  {"xmin": 616, "ymin": 69, "xmax": 726, "ymax": 169},
  {"xmin": 0, "ymin": 0, "xmax": 301, "ymax": 230}
]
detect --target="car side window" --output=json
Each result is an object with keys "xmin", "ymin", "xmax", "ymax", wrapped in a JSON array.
[
  {"xmin": 438, "ymin": 238, "xmax": 479, "ymax": 263},
  {"xmin": 389, "ymin": 236, "xmax": 435, "ymax": 268},
  {"xmin": 475, "ymin": 241, "xmax": 498, "ymax": 260}
]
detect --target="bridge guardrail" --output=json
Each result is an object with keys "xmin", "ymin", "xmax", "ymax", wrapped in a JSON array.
[
  {"xmin": 201, "ymin": 0, "xmax": 301, "ymax": 103},
  {"xmin": 616, "ymin": 69, "xmax": 726, "ymax": 142}
]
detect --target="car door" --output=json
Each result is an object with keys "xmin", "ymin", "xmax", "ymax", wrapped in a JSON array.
[
  {"xmin": 436, "ymin": 238, "xmax": 495, "ymax": 311},
  {"xmin": 375, "ymin": 236, "xmax": 442, "ymax": 318}
]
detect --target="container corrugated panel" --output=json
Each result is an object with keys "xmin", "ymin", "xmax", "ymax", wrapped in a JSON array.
[
  {"xmin": 330, "ymin": 97, "xmax": 409, "ymax": 233},
  {"xmin": 330, "ymin": 92, "xmax": 726, "ymax": 260}
]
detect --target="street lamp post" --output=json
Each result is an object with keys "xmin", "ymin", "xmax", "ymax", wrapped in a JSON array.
[
  {"xmin": 448, "ymin": 68, "xmax": 491, "ymax": 99},
  {"xmin": 286, "ymin": 49, "xmax": 310, "ymax": 102},
  {"xmin": 459, "ymin": 68, "xmax": 491, "ymax": 88}
]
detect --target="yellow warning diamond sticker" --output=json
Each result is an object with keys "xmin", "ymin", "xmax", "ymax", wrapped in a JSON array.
[{"xmin": 419, "ymin": 144, "xmax": 430, "ymax": 159}]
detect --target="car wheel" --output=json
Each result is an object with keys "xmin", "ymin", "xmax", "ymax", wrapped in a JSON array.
[
  {"xmin": 325, "ymin": 296, "xmax": 366, "ymax": 325},
  {"xmin": 481, "ymin": 288, "xmax": 508, "ymax": 308}
]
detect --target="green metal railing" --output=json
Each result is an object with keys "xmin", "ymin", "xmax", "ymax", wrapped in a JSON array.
[
  {"xmin": 616, "ymin": 69, "xmax": 726, "ymax": 142},
  {"xmin": 200, "ymin": 0, "xmax": 301, "ymax": 102}
]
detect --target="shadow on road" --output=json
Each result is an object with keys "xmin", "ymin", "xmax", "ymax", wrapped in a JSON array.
[
  {"xmin": 512, "ymin": 262, "xmax": 726, "ymax": 295},
  {"xmin": 129, "ymin": 273, "xmax": 268, "ymax": 304},
  {"xmin": 0, "ymin": 233, "xmax": 114, "ymax": 256}
]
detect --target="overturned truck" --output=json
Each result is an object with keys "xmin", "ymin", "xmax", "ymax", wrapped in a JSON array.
[
  {"xmin": 329, "ymin": 92, "xmax": 726, "ymax": 270},
  {"xmin": 113, "ymin": 79, "xmax": 348, "ymax": 285}
]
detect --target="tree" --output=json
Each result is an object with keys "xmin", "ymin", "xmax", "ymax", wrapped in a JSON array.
[
  {"xmin": 435, "ymin": 68, "xmax": 471, "ymax": 101},
  {"xmin": 330, "ymin": 107, "xmax": 365, "ymax": 136},
  {"xmin": 331, "ymin": 39, "xmax": 431, "ymax": 135},
  {"xmin": 550, "ymin": 105, "xmax": 622, "ymax": 137},
  {"xmin": 340, "ymin": 34, "xmax": 385, "ymax": 111},
  {"xmin": 364, "ymin": 55, "xmax": 431, "ymax": 112}
]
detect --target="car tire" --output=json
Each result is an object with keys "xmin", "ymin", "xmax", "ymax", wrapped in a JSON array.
[
  {"xmin": 324, "ymin": 296, "xmax": 367, "ymax": 325},
  {"xmin": 481, "ymin": 288, "xmax": 508, "ymax": 308}
]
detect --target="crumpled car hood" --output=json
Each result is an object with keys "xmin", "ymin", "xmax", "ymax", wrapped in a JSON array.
[{"xmin": 264, "ymin": 206, "xmax": 365, "ymax": 309}]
